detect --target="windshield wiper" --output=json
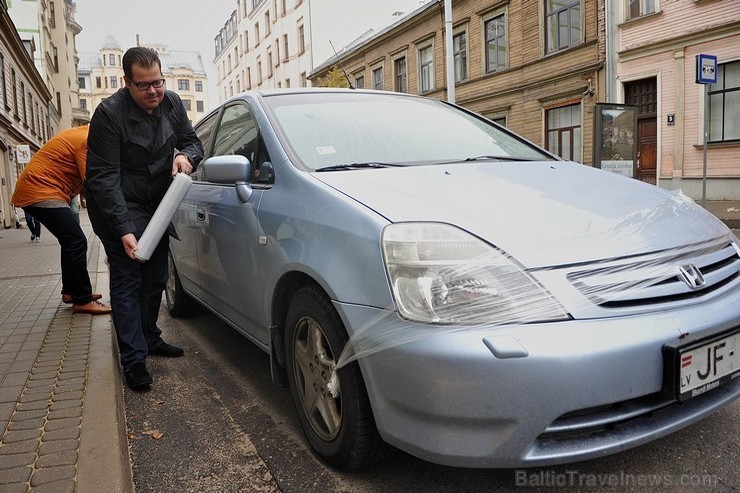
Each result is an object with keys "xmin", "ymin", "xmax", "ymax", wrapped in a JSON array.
[
  {"xmin": 461, "ymin": 155, "xmax": 537, "ymax": 162},
  {"xmin": 315, "ymin": 162, "xmax": 402, "ymax": 172}
]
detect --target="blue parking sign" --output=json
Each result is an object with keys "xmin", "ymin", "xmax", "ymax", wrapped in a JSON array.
[{"xmin": 696, "ymin": 54, "xmax": 717, "ymax": 84}]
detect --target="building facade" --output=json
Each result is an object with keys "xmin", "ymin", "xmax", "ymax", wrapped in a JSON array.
[
  {"xmin": 213, "ymin": 0, "xmax": 420, "ymax": 105},
  {"xmin": 78, "ymin": 39, "xmax": 210, "ymax": 125},
  {"xmin": 613, "ymin": 0, "xmax": 740, "ymax": 200},
  {"xmin": 309, "ymin": 0, "xmax": 604, "ymax": 167},
  {"xmin": 7, "ymin": 0, "xmax": 85, "ymax": 131},
  {"xmin": 0, "ymin": 0, "xmax": 52, "ymax": 228}
]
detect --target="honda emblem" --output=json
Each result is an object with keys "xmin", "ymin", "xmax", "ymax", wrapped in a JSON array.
[{"xmin": 678, "ymin": 264, "xmax": 705, "ymax": 289}]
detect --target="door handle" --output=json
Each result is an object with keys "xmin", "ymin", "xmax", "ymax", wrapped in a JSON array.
[{"xmin": 196, "ymin": 209, "xmax": 206, "ymax": 221}]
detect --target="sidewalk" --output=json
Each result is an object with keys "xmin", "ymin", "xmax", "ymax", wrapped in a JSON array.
[
  {"xmin": 0, "ymin": 209, "xmax": 132, "ymax": 493},
  {"xmin": 701, "ymin": 199, "xmax": 740, "ymax": 230}
]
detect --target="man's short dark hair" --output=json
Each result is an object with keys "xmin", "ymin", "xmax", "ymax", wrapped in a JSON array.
[{"xmin": 122, "ymin": 47, "xmax": 162, "ymax": 80}]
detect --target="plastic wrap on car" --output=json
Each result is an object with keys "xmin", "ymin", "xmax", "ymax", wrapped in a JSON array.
[{"xmin": 336, "ymin": 190, "xmax": 740, "ymax": 368}]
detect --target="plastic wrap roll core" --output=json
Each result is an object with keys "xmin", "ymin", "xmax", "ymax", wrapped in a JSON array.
[{"xmin": 134, "ymin": 173, "xmax": 193, "ymax": 261}]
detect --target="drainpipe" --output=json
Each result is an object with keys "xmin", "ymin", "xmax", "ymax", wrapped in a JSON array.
[
  {"xmin": 444, "ymin": 0, "xmax": 455, "ymax": 103},
  {"xmin": 605, "ymin": 0, "xmax": 614, "ymax": 103}
]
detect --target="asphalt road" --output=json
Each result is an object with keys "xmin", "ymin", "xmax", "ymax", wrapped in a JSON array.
[{"xmin": 123, "ymin": 304, "xmax": 739, "ymax": 493}]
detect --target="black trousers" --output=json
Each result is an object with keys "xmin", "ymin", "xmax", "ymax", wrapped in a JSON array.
[
  {"xmin": 100, "ymin": 235, "xmax": 168, "ymax": 372},
  {"xmin": 23, "ymin": 206, "xmax": 94, "ymax": 304}
]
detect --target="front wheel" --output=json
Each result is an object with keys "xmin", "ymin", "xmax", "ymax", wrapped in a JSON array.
[{"xmin": 284, "ymin": 285, "xmax": 388, "ymax": 470}]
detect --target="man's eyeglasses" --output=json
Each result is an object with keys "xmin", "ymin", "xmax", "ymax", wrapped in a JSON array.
[{"xmin": 130, "ymin": 79, "xmax": 165, "ymax": 91}]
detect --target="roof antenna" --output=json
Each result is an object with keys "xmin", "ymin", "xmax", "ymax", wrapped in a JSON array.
[{"xmin": 329, "ymin": 40, "xmax": 355, "ymax": 89}]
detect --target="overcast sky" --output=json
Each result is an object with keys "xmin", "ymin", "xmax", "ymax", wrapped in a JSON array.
[{"xmin": 73, "ymin": 0, "xmax": 428, "ymax": 102}]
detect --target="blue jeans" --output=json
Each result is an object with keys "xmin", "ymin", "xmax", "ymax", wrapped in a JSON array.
[
  {"xmin": 24, "ymin": 210, "xmax": 42, "ymax": 238},
  {"xmin": 100, "ymin": 235, "xmax": 168, "ymax": 372},
  {"xmin": 24, "ymin": 206, "xmax": 93, "ymax": 304}
]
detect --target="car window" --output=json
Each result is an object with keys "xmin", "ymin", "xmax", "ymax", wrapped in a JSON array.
[
  {"xmin": 212, "ymin": 102, "xmax": 273, "ymax": 185},
  {"xmin": 195, "ymin": 111, "xmax": 219, "ymax": 157},
  {"xmin": 213, "ymin": 103, "xmax": 258, "ymax": 164},
  {"xmin": 192, "ymin": 111, "xmax": 220, "ymax": 181}
]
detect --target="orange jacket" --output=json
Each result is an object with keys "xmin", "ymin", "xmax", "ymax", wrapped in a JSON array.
[{"xmin": 12, "ymin": 125, "xmax": 89, "ymax": 207}]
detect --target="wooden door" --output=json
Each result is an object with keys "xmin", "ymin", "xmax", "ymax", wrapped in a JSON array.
[
  {"xmin": 637, "ymin": 119, "xmax": 657, "ymax": 184},
  {"xmin": 625, "ymin": 78, "xmax": 658, "ymax": 185}
]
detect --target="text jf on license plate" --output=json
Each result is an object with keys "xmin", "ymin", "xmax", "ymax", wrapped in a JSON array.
[{"xmin": 677, "ymin": 330, "xmax": 739, "ymax": 401}]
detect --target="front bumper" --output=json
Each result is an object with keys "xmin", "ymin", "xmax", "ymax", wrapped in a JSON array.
[{"xmin": 335, "ymin": 288, "xmax": 740, "ymax": 468}]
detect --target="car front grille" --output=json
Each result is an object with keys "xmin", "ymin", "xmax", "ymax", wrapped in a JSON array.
[
  {"xmin": 527, "ymin": 378, "xmax": 740, "ymax": 463},
  {"xmin": 567, "ymin": 238, "xmax": 740, "ymax": 310}
]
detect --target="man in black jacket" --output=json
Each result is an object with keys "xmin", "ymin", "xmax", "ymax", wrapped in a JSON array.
[{"xmin": 85, "ymin": 47, "xmax": 204, "ymax": 390}]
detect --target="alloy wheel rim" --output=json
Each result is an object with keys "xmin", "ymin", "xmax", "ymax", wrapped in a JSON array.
[{"xmin": 293, "ymin": 316, "xmax": 341, "ymax": 441}]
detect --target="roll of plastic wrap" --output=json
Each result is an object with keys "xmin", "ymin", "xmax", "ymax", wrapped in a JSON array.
[{"xmin": 134, "ymin": 173, "xmax": 193, "ymax": 261}]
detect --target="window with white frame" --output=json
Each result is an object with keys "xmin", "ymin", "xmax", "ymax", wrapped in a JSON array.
[
  {"xmin": 418, "ymin": 43, "xmax": 434, "ymax": 93},
  {"xmin": 355, "ymin": 73, "xmax": 365, "ymax": 89},
  {"xmin": 546, "ymin": 103, "xmax": 582, "ymax": 162},
  {"xmin": 298, "ymin": 24, "xmax": 305, "ymax": 53},
  {"xmin": 372, "ymin": 66, "xmax": 384, "ymax": 90},
  {"xmin": 484, "ymin": 13, "xmax": 507, "ymax": 73},
  {"xmin": 453, "ymin": 30, "xmax": 468, "ymax": 83},
  {"xmin": 627, "ymin": 0, "xmax": 655, "ymax": 20},
  {"xmin": 708, "ymin": 60, "xmax": 740, "ymax": 143},
  {"xmin": 545, "ymin": 0, "xmax": 582, "ymax": 54},
  {"xmin": 394, "ymin": 56, "xmax": 407, "ymax": 93}
]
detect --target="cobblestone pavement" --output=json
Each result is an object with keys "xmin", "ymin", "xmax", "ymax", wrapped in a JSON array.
[{"xmin": 0, "ymin": 211, "xmax": 131, "ymax": 493}]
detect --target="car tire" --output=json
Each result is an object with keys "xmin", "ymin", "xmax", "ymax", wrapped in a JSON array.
[
  {"xmin": 165, "ymin": 249, "xmax": 194, "ymax": 317},
  {"xmin": 285, "ymin": 285, "xmax": 388, "ymax": 470}
]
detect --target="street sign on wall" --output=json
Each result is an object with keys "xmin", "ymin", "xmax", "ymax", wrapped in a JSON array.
[{"xmin": 696, "ymin": 54, "xmax": 718, "ymax": 85}]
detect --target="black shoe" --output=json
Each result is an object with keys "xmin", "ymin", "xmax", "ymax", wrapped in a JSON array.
[
  {"xmin": 125, "ymin": 362, "xmax": 152, "ymax": 390},
  {"xmin": 149, "ymin": 341, "xmax": 184, "ymax": 358}
]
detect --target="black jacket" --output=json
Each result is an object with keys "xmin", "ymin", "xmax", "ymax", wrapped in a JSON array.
[{"xmin": 85, "ymin": 88, "xmax": 203, "ymax": 241}]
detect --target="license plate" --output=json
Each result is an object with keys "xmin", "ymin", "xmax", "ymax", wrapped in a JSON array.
[{"xmin": 675, "ymin": 330, "xmax": 739, "ymax": 401}]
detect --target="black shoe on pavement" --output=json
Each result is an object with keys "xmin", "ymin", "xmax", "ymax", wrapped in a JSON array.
[
  {"xmin": 149, "ymin": 341, "xmax": 184, "ymax": 358},
  {"xmin": 125, "ymin": 362, "xmax": 152, "ymax": 390}
]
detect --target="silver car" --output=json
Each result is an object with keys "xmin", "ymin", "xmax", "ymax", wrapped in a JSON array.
[{"xmin": 166, "ymin": 89, "xmax": 740, "ymax": 470}]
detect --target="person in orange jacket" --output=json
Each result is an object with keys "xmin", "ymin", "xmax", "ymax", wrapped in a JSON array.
[{"xmin": 11, "ymin": 125, "xmax": 111, "ymax": 315}]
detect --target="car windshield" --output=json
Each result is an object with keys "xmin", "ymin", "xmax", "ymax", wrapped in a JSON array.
[{"xmin": 263, "ymin": 91, "xmax": 552, "ymax": 171}]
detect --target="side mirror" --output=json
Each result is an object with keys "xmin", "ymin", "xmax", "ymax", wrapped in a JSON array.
[
  {"xmin": 203, "ymin": 155, "xmax": 254, "ymax": 203},
  {"xmin": 203, "ymin": 155, "xmax": 252, "ymax": 183}
]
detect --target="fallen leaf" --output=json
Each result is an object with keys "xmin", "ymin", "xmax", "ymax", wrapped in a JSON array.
[{"xmin": 142, "ymin": 429, "xmax": 165, "ymax": 439}]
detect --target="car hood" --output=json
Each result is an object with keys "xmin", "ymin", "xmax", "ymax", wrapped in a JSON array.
[{"xmin": 312, "ymin": 161, "xmax": 729, "ymax": 268}]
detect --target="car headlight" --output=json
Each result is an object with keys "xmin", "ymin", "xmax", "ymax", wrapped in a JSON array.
[{"xmin": 382, "ymin": 223, "xmax": 569, "ymax": 325}]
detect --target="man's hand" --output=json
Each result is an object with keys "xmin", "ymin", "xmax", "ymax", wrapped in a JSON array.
[
  {"xmin": 121, "ymin": 233, "xmax": 139, "ymax": 261},
  {"xmin": 172, "ymin": 153, "xmax": 193, "ymax": 176}
]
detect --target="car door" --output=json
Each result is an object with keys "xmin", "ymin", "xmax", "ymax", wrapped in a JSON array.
[
  {"xmin": 170, "ymin": 110, "xmax": 220, "ymax": 296},
  {"xmin": 194, "ymin": 101, "xmax": 271, "ymax": 344}
]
